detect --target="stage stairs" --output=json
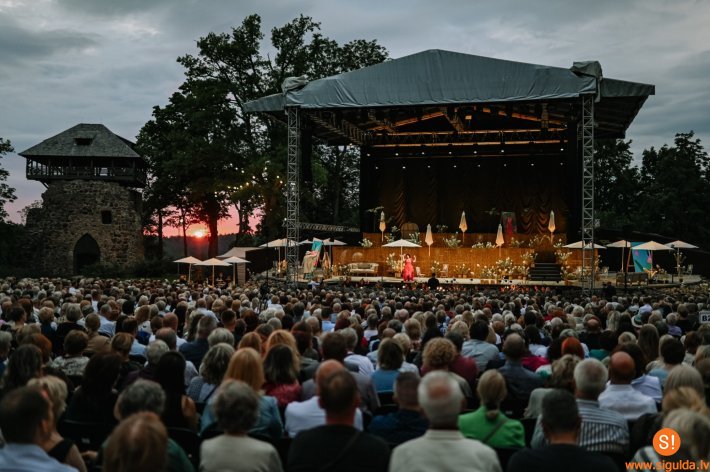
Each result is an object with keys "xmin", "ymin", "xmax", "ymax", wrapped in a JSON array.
[{"xmin": 529, "ymin": 263, "xmax": 562, "ymax": 282}]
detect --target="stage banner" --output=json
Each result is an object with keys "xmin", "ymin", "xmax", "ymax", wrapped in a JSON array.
[{"xmin": 632, "ymin": 242, "xmax": 652, "ymax": 272}]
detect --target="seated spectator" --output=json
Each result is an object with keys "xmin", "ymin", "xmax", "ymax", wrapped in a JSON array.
[
  {"xmin": 288, "ymin": 368, "xmax": 390, "ymax": 472},
  {"xmin": 103, "ymin": 412, "xmax": 168, "ymax": 472},
  {"xmin": 599, "ymin": 351, "xmax": 657, "ymax": 420},
  {"xmin": 179, "ymin": 315, "xmax": 216, "ymax": 368},
  {"xmin": 443, "ymin": 331, "xmax": 478, "ymax": 390},
  {"xmin": 525, "ymin": 354, "xmax": 579, "ymax": 418},
  {"xmin": 615, "ymin": 342, "xmax": 663, "ymax": 403},
  {"xmin": 186, "ymin": 342, "xmax": 234, "ymax": 408},
  {"xmin": 630, "ymin": 408, "xmax": 710, "ymax": 466},
  {"xmin": 84, "ymin": 313, "xmax": 110, "ymax": 355},
  {"xmin": 201, "ymin": 347, "xmax": 283, "ymax": 439},
  {"xmin": 285, "ymin": 360, "xmax": 364, "ymax": 438},
  {"xmin": 532, "ymin": 358, "xmax": 629, "ymax": 453},
  {"xmin": 647, "ymin": 337, "xmax": 686, "ymax": 387},
  {"xmin": 55, "ymin": 303, "xmax": 86, "ymax": 353},
  {"xmin": 0, "ymin": 386, "xmax": 76, "ymax": 471},
  {"xmin": 201, "ymin": 380, "xmax": 282, "ymax": 472},
  {"xmin": 368, "ymin": 372, "xmax": 428, "ymax": 446},
  {"xmin": 110, "ymin": 332, "xmax": 142, "ymax": 388},
  {"xmin": 291, "ymin": 323, "xmax": 319, "ymax": 381},
  {"xmin": 263, "ymin": 343, "xmax": 302, "ymax": 408},
  {"xmin": 371, "ymin": 338, "xmax": 405, "ymax": 393},
  {"xmin": 342, "ymin": 327, "xmax": 375, "ymax": 376},
  {"xmin": 462, "ymin": 319, "xmax": 500, "ymax": 372},
  {"xmin": 0, "ymin": 331, "xmax": 11, "ymax": 378},
  {"xmin": 508, "ymin": 389, "xmax": 617, "ymax": 472},
  {"xmin": 459, "ymin": 370, "xmax": 525, "ymax": 448},
  {"xmin": 498, "ymin": 333, "xmax": 544, "ymax": 404},
  {"xmin": 389, "ymin": 371, "xmax": 500, "ymax": 472},
  {"xmin": 65, "ymin": 351, "xmax": 122, "ymax": 424},
  {"xmin": 122, "ymin": 340, "xmax": 169, "ymax": 388},
  {"xmin": 207, "ymin": 327, "xmax": 234, "ymax": 348},
  {"xmin": 0, "ymin": 344, "xmax": 43, "ymax": 399},
  {"xmin": 589, "ymin": 330, "xmax": 617, "ymax": 362},
  {"xmin": 48, "ymin": 330, "xmax": 89, "ymax": 378},
  {"xmin": 422, "ymin": 337, "xmax": 474, "ymax": 400},
  {"xmin": 27, "ymin": 376, "xmax": 87, "ymax": 472},
  {"xmin": 155, "ymin": 351, "xmax": 198, "ymax": 431}
]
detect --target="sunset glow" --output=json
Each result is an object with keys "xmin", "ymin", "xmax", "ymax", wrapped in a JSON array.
[{"xmin": 192, "ymin": 229, "xmax": 206, "ymax": 238}]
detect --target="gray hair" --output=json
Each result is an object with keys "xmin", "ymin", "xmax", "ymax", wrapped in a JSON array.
[
  {"xmin": 618, "ymin": 331, "xmax": 637, "ymax": 344},
  {"xmin": 146, "ymin": 340, "xmax": 169, "ymax": 366},
  {"xmin": 0, "ymin": 331, "xmax": 12, "ymax": 353},
  {"xmin": 199, "ymin": 343, "xmax": 235, "ymax": 385},
  {"xmin": 665, "ymin": 364, "xmax": 705, "ymax": 397},
  {"xmin": 574, "ymin": 358, "xmax": 608, "ymax": 398},
  {"xmin": 663, "ymin": 408, "xmax": 710, "ymax": 460},
  {"xmin": 214, "ymin": 379, "xmax": 260, "ymax": 434},
  {"xmin": 66, "ymin": 303, "xmax": 82, "ymax": 322},
  {"xmin": 418, "ymin": 371, "xmax": 463, "ymax": 428},
  {"xmin": 208, "ymin": 328, "xmax": 234, "ymax": 348},
  {"xmin": 267, "ymin": 317, "xmax": 282, "ymax": 331},
  {"xmin": 340, "ymin": 327, "xmax": 358, "ymax": 350},
  {"xmin": 117, "ymin": 379, "xmax": 166, "ymax": 418}
]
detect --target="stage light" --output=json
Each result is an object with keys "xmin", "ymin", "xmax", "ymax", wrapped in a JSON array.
[
  {"xmin": 402, "ymin": 165, "xmax": 406, "ymax": 170},
  {"xmin": 395, "ymin": 152, "xmax": 399, "ymax": 157},
  {"xmin": 500, "ymin": 149, "xmax": 505, "ymax": 154},
  {"xmin": 531, "ymin": 163, "xmax": 535, "ymax": 167},
  {"xmin": 453, "ymin": 164, "xmax": 457, "ymax": 168},
  {"xmin": 375, "ymin": 166, "xmax": 379, "ymax": 170},
  {"xmin": 503, "ymin": 163, "xmax": 507, "ymax": 167},
  {"xmin": 427, "ymin": 164, "xmax": 431, "ymax": 169}
]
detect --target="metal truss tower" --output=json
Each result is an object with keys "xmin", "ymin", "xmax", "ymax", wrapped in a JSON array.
[
  {"xmin": 285, "ymin": 107, "xmax": 301, "ymax": 286},
  {"xmin": 580, "ymin": 94, "xmax": 596, "ymax": 294}
]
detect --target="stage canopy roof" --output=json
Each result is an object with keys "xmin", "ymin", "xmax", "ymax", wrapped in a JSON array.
[{"xmin": 245, "ymin": 49, "xmax": 654, "ymax": 147}]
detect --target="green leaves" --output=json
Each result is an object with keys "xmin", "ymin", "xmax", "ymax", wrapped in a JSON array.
[{"xmin": 0, "ymin": 137, "xmax": 16, "ymax": 222}]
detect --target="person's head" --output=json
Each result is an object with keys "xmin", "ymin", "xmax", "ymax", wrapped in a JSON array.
[
  {"xmin": 418, "ymin": 371, "xmax": 463, "ymax": 429},
  {"xmin": 318, "ymin": 368, "xmax": 359, "ymax": 424},
  {"xmin": 200, "ymin": 343, "xmax": 235, "ymax": 385},
  {"xmin": 502, "ymin": 333, "xmax": 526, "ymax": 361},
  {"xmin": 85, "ymin": 313, "xmax": 101, "ymax": 333},
  {"xmin": 548, "ymin": 354, "xmax": 580, "ymax": 392},
  {"xmin": 65, "ymin": 303, "xmax": 82, "ymax": 322},
  {"xmin": 608, "ymin": 351, "xmax": 636, "ymax": 385},
  {"xmin": 0, "ymin": 331, "xmax": 12, "ymax": 360},
  {"xmin": 62, "ymin": 329, "xmax": 89, "ymax": 357},
  {"xmin": 393, "ymin": 372, "xmax": 421, "ymax": 410},
  {"xmin": 665, "ymin": 364, "xmax": 705, "ymax": 399},
  {"xmin": 110, "ymin": 332, "xmax": 134, "ymax": 359},
  {"xmin": 145, "ymin": 340, "xmax": 169, "ymax": 367},
  {"xmin": 116, "ymin": 379, "xmax": 166, "ymax": 419},
  {"xmin": 661, "ymin": 338, "xmax": 686, "ymax": 366},
  {"xmin": 1, "ymin": 344, "xmax": 43, "ymax": 391},
  {"xmin": 154, "ymin": 351, "xmax": 187, "ymax": 396},
  {"xmin": 422, "ymin": 337, "xmax": 457, "ymax": 370},
  {"xmin": 377, "ymin": 338, "xmax": 405, "ymax": 371},
  {"xmin": 27, "ymin": 375, "xmax": 68, "ymax": 424},
  {"xmin": 208, "ymin": 327, "xmax": 234, "ymax": 348},
  {"xmin": 561, "ymin": 337, "xmax": 584, "ymax": 359},
  {"xmin": 225, "ymin": 347, "xmax": 264, "ymax": 391},
  {"xmin": 197, "ymin": 315, "xmax": 218, "ymax": 339},
  {"xmin": 103, "ymin": 412, "xmax": 168, "ymax": 472},
  {"xmin": 662, "ymin": 408, "xmax": 710, "ymax": 461},
  {"xmin": 263, "ymin": 344, "xmax": 299, "ymax": 385},
  {"xmin": 662, "ymin": 387, "xmax": 708, "ymax": 416},
  {"xmin": 314, "ymin": 360, "xmax": 344, "ymax": 395},
  {"xmin": 469, "ymin": 319, "xmax": 490, "ymax": 341},
  {"xmin": 321, "ymin": 332, "xmax": 348, "ymax": 362},
  {"xmin": 0, "ymin": 386, "xmax": 54, "ymax": 444},
  {"xmin": 214, "ymin": 379, "xmax": 260, "ymax": 434},
  {"xmin": 82, "ymin": 351, "xmax": 122, "ymax": 396},
  {"xmin": 541, "ymin": 389, "xmax": 581, "ymax": 443},
  {"xmin": 477, "ymin": 370, "xmax": 507, "ymax": 420},
  {"xmin": 574, "ymin": 358, "xmax": 608, "ymax": 400},
  {"xmin": 237, "ymin": 332, "xmax": 263, "ymax": 355},
  {"xmin": 638, "ymin": 324, "xmax": 660, "ymax": 365}
]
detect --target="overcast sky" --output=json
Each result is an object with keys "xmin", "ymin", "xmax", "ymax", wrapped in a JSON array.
[{"xmin": 2, "ymin": 0, "xmax": 709, "ymax": 230}]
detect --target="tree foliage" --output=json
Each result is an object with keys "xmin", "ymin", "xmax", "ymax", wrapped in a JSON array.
[
  {"xmin": 137, "ymin": 14, "xmax": 387, "ymax": 256},
  {"xmin": 0, "ymin": 137, "xmax": 17, "ymax": 222}
]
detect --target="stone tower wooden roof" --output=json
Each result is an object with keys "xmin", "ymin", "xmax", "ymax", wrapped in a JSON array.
[{"xmin": 20, "ymin": 123, "xmax": 143, "ymax": 160}]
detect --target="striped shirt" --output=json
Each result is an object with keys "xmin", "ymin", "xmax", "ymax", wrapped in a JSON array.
[{"xmin": 532, "ymin": 398, "xmax": 629, "ymax": 453}]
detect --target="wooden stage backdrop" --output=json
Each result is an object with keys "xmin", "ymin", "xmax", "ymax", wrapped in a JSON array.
[{"xmin": 330, "ymin": 232, "xmax": 586, "ymax": 278}]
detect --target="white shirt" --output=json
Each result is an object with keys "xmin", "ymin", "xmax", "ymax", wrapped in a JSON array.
[
  {"xmin": 345, "ymin": 353, "xmax": 375, "ymax": 376},
  {"xmin": 598, "ymin": 384, "xmax": 657, "ymax": 420},
  {"xmin": 284, "ymin": 396, "xmax": 363, "ymax": 438}
]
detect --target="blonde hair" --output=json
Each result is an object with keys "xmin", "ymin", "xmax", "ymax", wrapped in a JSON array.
[
  {"xmin": 238, "ymin": 332, "xmax": 263, "ymax": 356},
  {"xmin": 662, "ymin": 387, "xmax": 709, "ymax": 416},
  {"xmin": 265, "ymin": 330, "xmax": 300, "ymax": 371},
  {"xmin": 225, "ymin": 348, "xmax": 265, "ymax": 391},
  {"xmin": 477, "ymin": 370, "xmax": 507, "ymax": 420},
  {"xmin": 103, "ymin": 412, "xmax": 167, "ymax": 472},
  {"xmin": 28, "ymin": 375, "xmax": 67, "ymax": 422}
]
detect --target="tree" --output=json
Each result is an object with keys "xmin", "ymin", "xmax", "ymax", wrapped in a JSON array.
[
  {"xmin": 0, "ymin": 137, "xmax": 17, "ymax": 222},
  {"xmin": 635, "ymin": 132, "xmax": 710, "ymax": 245},
  {"xmin": 593, "ymin": 139, "xmax": 640, "ymax": 228}
]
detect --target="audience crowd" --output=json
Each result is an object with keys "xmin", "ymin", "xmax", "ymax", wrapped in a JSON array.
[{"xmin": 0, "ymin": 275, "xmax": 710, "ymax": 471}]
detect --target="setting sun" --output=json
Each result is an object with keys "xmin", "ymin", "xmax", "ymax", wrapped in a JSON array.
[{"xmin": 193, "ymin": 229, "xmax": 206, "ymax": 238}]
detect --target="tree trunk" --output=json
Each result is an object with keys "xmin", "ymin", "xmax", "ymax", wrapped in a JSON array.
[
  {"xmin": 180, "ymin": 210, "xmax": 188, "ymax": 257},
  {"xmin": 157, "ymin": 209, "xmax": 164, "ymax": 260},
  {"xmin": 206, "ymin": 199, "xmax": 220, "ymax": 258},
  {"xmin": 332, "ymin": 146, "xmax": 343, "ymax": 223}
]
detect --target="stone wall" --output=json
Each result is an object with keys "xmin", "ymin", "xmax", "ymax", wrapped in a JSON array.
[{"xmin": 24, "ymin": 180, "xmax": 144, "ymax": 276}]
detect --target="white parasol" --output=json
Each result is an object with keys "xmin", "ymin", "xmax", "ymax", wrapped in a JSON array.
[
  {"xmin": 459, "ymin": 211, "xmax": 468, "ymax": 244},
  {"xmin": 425, "ymin": 224, "xmax": 434, "ymax": 256},
  {"xmin": 379, "ymin": 211, "xmax": 386, "ymax": 241},
  {"xmin": 383, "ymin": 238, "xmax": 421, "ymax": 255},
  {"xmin": 563, "ymin": 241, "xmax": 607, "ymax": 249},
  {"xmin": 173, "ymin": 256, "xmax": 201, "ymax": 282},
  {"xmin": 222, "ymin": 256, "xmax": 250, "ymax": 286},
  {"xmin": 195, "ymin": 257, "xmax": 230, "ymax": 285},
  {"xmin": 548, "ymin": 211, "xmax": 556, "ymax": 241}
]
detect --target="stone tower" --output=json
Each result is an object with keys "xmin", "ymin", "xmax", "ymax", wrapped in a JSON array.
[{"xmin": 20, "ymin": 124, "xmax": 146, "ymax": 276}]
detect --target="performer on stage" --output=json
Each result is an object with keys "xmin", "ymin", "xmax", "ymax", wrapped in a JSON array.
[{"xmin": 401, "ymin": 253, "xmax": 416, "ymax": 282}]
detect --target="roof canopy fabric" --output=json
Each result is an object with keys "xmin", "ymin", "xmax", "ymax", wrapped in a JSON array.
[{"xmin": 244, "ymin": 49, "xmax": 654, "ymax": 141}]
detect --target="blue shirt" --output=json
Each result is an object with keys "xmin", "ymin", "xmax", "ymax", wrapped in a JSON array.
[
  {"xmin": 0, "ymin": 443, "xmax": 77, "ymax": 471},
  {"xmin": 371, "ymin": 369, "xmax": 400, "ymax": 393}
]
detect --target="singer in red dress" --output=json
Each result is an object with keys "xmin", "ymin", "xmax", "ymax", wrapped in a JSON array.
[{"xmin": 401, "ymin": 253, "xmax": 416, "ymax": 282}]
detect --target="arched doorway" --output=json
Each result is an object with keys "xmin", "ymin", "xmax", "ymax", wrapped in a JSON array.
[{"xmin": 74, "ymin": 234, "xmax": 100, "ymax": 273}]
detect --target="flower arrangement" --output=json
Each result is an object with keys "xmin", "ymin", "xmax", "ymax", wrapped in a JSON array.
[
  {"xmin": 384, "ymin": 225, "xmax": 400, "ymax": 243},
  {"xmin": 553, "ymin": 238, "xmax": 565, "ymax": 248},
  {"xmin": 480, "ymin": 265, "xmax": 498, "ymax": 279},
  {"xmin": 435, "ymin": 224, "xmax": 449, "ymax": 233},
  {"xmin": 454, "ymin": 263, "xmax": 470, "ymax": 277},
  {"xmin": 334, "ymin": 264, "xmax": 350, "ymax": 276},
  {"xmin": 443, "ymin": 235, "xmax": 461, "ymax": 248},
  {"xmin": 430, "ymin": 260, "xmax": 442, "ymax": 274},
  {"xmin": 407, "ymin": 231, "xmax": 421, "ymax": 244},
  {"xmin": 359, "ymin": 238, "xmax": 373, "ymax": 248},
  {"xmin": 521, "ymin": 251, "xmax": 537, "ymax": 268},
  {"xmin": 555, "ymin": 249, "xmax": 574, "ymax": 279},
  {"xmin": 386, "ymin": 253, "xmax": 403, "ymax": 272},
  {"xmin": 495, "ymin": 257, "xmax": 515, "ymax": 278},
  {"xmin": 509, "ymin": 238, "xmax": 524, "ymax": 248}
]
